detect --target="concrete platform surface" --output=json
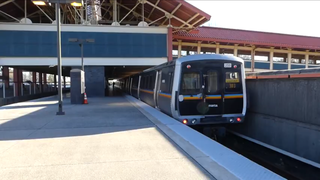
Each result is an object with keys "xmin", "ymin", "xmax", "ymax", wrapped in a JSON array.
[{"xmin": 0, "ymin": 95, "xmax": 214, "ymax": 180}]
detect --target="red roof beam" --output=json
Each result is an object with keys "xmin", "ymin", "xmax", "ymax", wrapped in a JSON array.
[
  {"xmin": 178, "ymin": 0, "xmax": 211, "ymax": 20},
  {"xmin": 172, "ymin": 35, "xmax": 320, "ymax": 51}
]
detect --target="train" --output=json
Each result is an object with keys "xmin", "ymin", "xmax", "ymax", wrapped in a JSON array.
[{"xmin": 120, "ymin": 54, "xmax": 247, "ymax": 136}]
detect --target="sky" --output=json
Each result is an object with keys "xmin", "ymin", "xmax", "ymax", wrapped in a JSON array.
[{"xmin": 186, "ymin": 1, "xmax": 320, "ymax": 37}]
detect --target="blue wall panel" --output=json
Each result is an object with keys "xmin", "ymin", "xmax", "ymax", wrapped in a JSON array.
[{"xmin": 0, "ymin": 30, "xmax": 167, "ymax": 57}]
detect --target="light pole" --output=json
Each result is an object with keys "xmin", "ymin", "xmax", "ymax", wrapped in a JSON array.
[
  {"xmin": 32, "ymin": 0, "xmax": 83, "ymax": 115},
  {"xmin": 68, "ymin": 38, "xmax": 95, "ymax": 71}
]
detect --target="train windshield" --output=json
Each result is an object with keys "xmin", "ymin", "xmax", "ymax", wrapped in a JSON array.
[
  {"xmin": 206, "ymin": 70, "xmax": 219, "ymax": 94},
  {"xmin": 181, "ymin": 72, "xmax": 201, "ymax": 94}
]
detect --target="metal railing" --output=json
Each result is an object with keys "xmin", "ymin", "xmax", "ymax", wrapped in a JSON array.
[{"xmin": 0, "ymin": 81, "xmax": 60, "ymax": 99}]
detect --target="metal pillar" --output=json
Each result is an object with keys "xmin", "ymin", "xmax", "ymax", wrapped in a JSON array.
[
  {"xmin": 43, "ymin": 73, "xmax": 47, "ymax": 92},
  {"xmin": 113, "ymin": 0, "xmax": 117, "ymax": 22},
  {"xmin": 56, "ymin": 2, "xmax": 65, "ymax": 115},
  {"xmin": 24, "ymin": 0, "xmax": 27, "ymax": 23},
  {"xmin": 167, "ymin": 27, "xmax": 173, "ymax": 61},
  {"xmin": 39, "ymin": 72, "xmax": 43, "ymax": 92},
  {"xmin": 13, "ymin": 68, "xmax": 22, "ymax": 97},
  {"xmin": 2, "ymin": 66, "xmax": 9, "ymax": 88},
  {"xmin": 32, "ymin": 72, "xmax": 36, "ymax": 94},
  {"xmin": 81, "ymin": 43, "xmax": 84, "ymax": 71}
]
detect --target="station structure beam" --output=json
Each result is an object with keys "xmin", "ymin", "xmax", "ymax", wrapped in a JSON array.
[{"xmin": 173, "ymin": 40, "xmax": 320, "ymax": 71}]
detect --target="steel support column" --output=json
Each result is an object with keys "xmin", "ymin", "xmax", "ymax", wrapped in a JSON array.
[
  {"xmin": 167, "ymin": 27, "xmax": 173, "ymax": 61},
  {"xmin": 39, "ymin": 72, "xmax": 42, "ymax": 92},
  {"xmin": 33, "ymin": 72, "xmax": 36, "ymax": 94},
  {"xmin": 43, "ymin": 73, "xmax": 47, "ymax": 92},
  {"xmin": 13, "ymin": 68, "xmax": 22, "ymax": 97},
  {"xmin": 2, "ymin": 66, "xmax": 9, "ymax": 88},
  {"xmin": 56, "ymin": 2, "xmax": 64, "ymax": 115}
]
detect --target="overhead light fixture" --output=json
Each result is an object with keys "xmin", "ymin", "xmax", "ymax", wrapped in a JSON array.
[
  {"xmin": 70, "ymin": 2, "xmax": 82, "ymax": 6},
  {"xmin": 32, "ymin": 1, "xmax": 46, "ymax": 5}
]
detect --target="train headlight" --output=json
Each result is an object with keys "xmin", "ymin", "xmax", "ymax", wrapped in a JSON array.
[
  {"xmin": 191, "ymin": 119, "xmax": 197, "ymax": 124},
  {"xmin": 229, "ymin": 118, "xmax": 234, "ymax": 123},
  {"xmin": 182, "ymin": 119, "xmax": 188, "ymax": 124}
]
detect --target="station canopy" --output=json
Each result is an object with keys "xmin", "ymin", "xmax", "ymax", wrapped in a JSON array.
[
  {"xmin": 173, "ymin": 26, "xmax": 320, "ymax": 51},
  {"xmin": 0, "ymin": 0, "xmax": 211, "ymax": 28}
]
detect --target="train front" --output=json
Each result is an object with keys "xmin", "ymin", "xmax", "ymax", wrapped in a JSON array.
[{"xmin": 173, "ymin": 56, "xmax": 247, "ymax": 126}]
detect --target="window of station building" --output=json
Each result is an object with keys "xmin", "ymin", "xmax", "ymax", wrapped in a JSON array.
[
  {"xmin": 225, "ymin": 72, "xmax": 242, "ymax": 93},
  {"xmin": 181, "ymin": 72, "xmax": 201, "ymax": 94},
  {"xmin": 206, "ymin": 71, "xmax": 218, "ymax": 94}
]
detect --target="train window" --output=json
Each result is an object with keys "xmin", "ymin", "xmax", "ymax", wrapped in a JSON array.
[
  {"xmin": 150, "ymin": 74, "xmax": 155, "ymax": 90},
  {"xmin": 207, "ymin": 71, "xmax": 218, "ymax": 94},
  {"xmin": 225, "ymin": 72, "xmax": 242, "ymax": 92},
  {"xmin": 181, "ymin": 72, "xmax": 201, "ymax": 94},
  {"xmin": 148, "ymin": 75, "xmax": 152, "ymax": 89}
]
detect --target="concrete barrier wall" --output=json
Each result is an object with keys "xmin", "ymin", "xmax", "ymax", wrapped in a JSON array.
[{"xmin": 230, "ymin": 68, "xmax": 320, "ymax": 164}]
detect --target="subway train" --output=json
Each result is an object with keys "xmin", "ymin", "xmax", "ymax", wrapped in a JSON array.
[{"xmin": 120, "ymin": 54, "xmax": 247, "ymax": 135}]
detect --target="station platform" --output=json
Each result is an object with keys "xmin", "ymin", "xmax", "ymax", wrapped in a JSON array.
[{"xmin": 0, "ymin": 90, "xmax": 284, "ymax": 180}]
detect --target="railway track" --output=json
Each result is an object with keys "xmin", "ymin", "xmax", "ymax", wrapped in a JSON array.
[{"xmin": 194, "ymin": 127, "xmax": 320, "ymax": 180}]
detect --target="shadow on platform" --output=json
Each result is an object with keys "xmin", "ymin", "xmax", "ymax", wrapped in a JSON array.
[{"xmin": 0, "ymin": 91, "xmax": 153, "ymax": 141}]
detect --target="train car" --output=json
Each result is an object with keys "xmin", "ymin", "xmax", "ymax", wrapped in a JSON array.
[{"xmin": 120, "ymin": 54, "xmax": 247, "ymax": 135}]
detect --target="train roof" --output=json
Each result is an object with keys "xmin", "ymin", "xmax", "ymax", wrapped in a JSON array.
[
  {"xmin": 143, "ymin": 54, "xmax": 244, "ymax": 73},
  {"xmin": 176, "ymin": 54, "xmax": 244, "ymax": 64}
]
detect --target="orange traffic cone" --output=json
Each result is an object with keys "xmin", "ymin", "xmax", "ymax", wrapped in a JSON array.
[{"xmin": 83, "ymin": 92, "xmax": 88, "ymax": 104}]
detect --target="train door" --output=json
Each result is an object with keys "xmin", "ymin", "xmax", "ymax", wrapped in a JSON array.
[
  {"xmin": 202, "ymin": 67, "xmax": 223, "ymax": 115},
  {"xmin": 223, "ymin": 69, "xmax": 244, "ymax": 114},
  {"xmin": 154, "ymin": 70, "xmax": 162, "ymax": 109},
  {"xmin": 178, "ymin": 70, "xmax": 203, "ymax": 116},
  {"xmin": 178, "ymin": 66, "xmax": 223, "ymax": 116}
]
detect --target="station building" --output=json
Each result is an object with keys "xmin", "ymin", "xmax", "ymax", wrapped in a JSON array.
[{"xmin": 1, "ymin": 0, "xmax": 320, "ymax": 97}]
